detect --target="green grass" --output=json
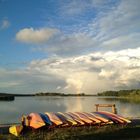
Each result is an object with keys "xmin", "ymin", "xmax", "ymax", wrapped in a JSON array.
[{"xmin": 0, "ymin": 125, "xmax": 140, "ymax": 140}]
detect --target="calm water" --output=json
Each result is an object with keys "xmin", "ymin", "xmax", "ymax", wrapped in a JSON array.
[{"xmin": 0, "ymin": 96, "xmax": 140, "ymax": 124}]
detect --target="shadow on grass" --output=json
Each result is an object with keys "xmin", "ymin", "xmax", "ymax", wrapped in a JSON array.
[
  {"xmin": 73, "ymin": 126, "xmax": 140, "ymax": 140},
  {"xmin": 1, "ymin": 125, "xmax": 140, "ymax": 140}
]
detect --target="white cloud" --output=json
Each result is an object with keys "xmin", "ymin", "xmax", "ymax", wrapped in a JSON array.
[
  {"xmin": 16, "ymin": 27, "xmax": 59, "ymax": 44},
  {"xmin": 28, "ymin": 47, "xmax": 140, "ymax": 93},
  {"xmin": 92, "ymin": 0, "xmax": 140, "ymax": 41},
  {"xmin": 0, "ymin": 19, "xmax": 10, "ymax": 30},
  {"xmin": 1, "ymin": 47, "xmax": 139, "ymax": 94}
]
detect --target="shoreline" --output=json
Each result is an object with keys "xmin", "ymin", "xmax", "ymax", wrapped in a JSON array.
[{"xmin": 0, "ymin": 118, "xmax": 140, "ymax": 135}]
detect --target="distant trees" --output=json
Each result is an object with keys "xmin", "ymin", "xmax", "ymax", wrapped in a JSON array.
[
  {"xmin": 97, "ymin": 89, "xmax": 140, "ymax": 97},
  {"xmin": 35, "ymin": 92, "xmax": 86, "ymax": 96}
]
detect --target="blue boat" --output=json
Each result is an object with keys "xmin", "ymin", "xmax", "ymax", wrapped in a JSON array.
[{"xmin": 39, "ymin": 113, "xmax": 52, "ymax": 126}]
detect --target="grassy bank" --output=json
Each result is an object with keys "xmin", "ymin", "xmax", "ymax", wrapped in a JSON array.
[{"xmin": 1, "ymin": 125, "xmax": 140, "ymax": 140}]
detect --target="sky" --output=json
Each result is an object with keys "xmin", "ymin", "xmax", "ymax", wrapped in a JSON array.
[{"xmin": 0, "ymin": 0, "xmax": 140, "ymax": 94}]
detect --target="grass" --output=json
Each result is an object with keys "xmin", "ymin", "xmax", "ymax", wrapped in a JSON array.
[{"xmin": 0, "ymin": 125, "xmax": 140, "ymax": 140}]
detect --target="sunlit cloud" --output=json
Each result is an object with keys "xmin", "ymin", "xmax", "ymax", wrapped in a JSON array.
[
  {"xmin": 1, "ymin": 47, "xmax": 140, "ymax": 94},
  {"xmin": 16, "ymin": 27, "xmax": 59, "ymax": 44}
]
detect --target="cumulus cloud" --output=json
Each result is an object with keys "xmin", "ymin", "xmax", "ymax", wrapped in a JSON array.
[
  {"xmin": 1, "ymin": 47, "xmax": 140, "ymax": 94},
  {"xmin": 27, "ymin": 47, "xmax": 140, "ymax": 93},
  {"xmin": 16, "ymin": 27, "xmax": 59, "ymax": 44},
  {"xmin": 0, "ymin": 19, "xmax": 10, "ymax": 30}
]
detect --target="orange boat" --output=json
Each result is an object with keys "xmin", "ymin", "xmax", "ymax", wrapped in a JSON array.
[{"xmin": 28, "ymin": 113, "xmax": 46, "ymax": 129}]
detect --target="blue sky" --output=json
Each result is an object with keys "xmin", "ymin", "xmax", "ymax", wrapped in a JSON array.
[{"xmin": 0, "ymin": 0, "xmax": 140, "ymax": 94}]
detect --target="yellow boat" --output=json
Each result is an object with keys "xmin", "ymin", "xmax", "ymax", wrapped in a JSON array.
[
  {"xmin": 9, "ymin": 125, "xmax": 23, "ymax": 136},
  {"xmin": 58, "ymin": 112, "xmax": 77, "ymax": 126}
]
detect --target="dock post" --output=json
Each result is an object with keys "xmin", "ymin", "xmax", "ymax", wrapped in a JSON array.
[
  {"xmin": 95, "ymin": 104, "xmax": 99, "ymax": 112},
  {"xmin": 112, "ymin": 104, "xmax": 117, "ymax": 114}
]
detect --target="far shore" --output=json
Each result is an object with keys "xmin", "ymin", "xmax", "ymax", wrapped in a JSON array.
[{"xmin": 0, "ymin": 92, "xmax": 97, "ymax": 101}]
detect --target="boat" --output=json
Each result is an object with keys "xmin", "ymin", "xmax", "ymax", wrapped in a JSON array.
[
  {"xmin": 73, "ymin": 112, "xmax": 93, "ymax": 124},
  {"xmin": 82, "ymin": 112, "xmax": 101, "ymax": 124},
  {"xmin": 58, "ymin": 112, "xmax": 77, "ymax": 126},
  {"xmin": 67, "ymin": 112, "xmax": 85, "ymax": 125},
  {"xmin": 99, "ymin": 111, "xmax": 131, "ymax": 123},
  {"xmin": 39, "ymin": 113, "xmax": 52, "ymax": 126},
  {"xmin": 9, "ymin": 125, "xmax": 23, "ymax": 136},
  {"xmin": 91, "ymin": 112, "xmax": 113, "ymax": 124},
  {"xmin": 54, "ymin": 112, "xmax": 69, "ymax": 126},
  {"xmin": 45, "ymin": 112, "xmax": 63, "ymax": 126},
  {"xmin": 27, "ymin": 113, "xmax": 46, "ymax": 129}
]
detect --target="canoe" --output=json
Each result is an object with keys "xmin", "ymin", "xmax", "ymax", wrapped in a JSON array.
[
  {"xmin": 99, "ymin": 111, "xmax": 131, "ymax": 123},
  {"xmin": 54, "ymin": 112, "xmax": 69, "ymax": 126},
  {"xmin": 73, "ymin": 112, "xmax": 93, "ymax": 124},
  {"xmin": 28, "ymin": 113, "xmax": 46, "ymax": 129},
  {"xmin": 39, "ymin": 113, "xmax": 52, "ymax": 126},
  {"xmin": 67, "ymin": 112, "xmax": 85, "ymax": 125},
  {"xmin": 97, "ymin": 112, "xmax": 124, "ymax": 124},
  {"xmin": 58, "ymin": 112, "xmax": 77, "ymax": 125},
  {"xmin": 45, "ymin": 112, "xmax": 63, "ymax": 126},
  {"xmin": 91, "ymin": 112, "xmax": 112, "ymax": 124},
  {"xmin": 82, "ymin": 112, "xmax": 101, "ymax": 124},
  {"xmin": 95, "ymin": 112, "xmax": 123, "ymax": 124},
  {"xmin": 9, "ymin": 125, "xmax": 23, "ymax": 136}
]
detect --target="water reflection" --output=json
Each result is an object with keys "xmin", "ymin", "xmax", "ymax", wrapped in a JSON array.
[
  {"xmin": 99, "ymin": 97, "xmax": 140, "ymax": 104},
  {"xmin": 0, "ymin": 96, "xmax": 140, "ymax": 124}
]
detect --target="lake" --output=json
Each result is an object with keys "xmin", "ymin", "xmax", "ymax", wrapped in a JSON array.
[{"xmin": 0, "ymin": 96, "xmax": 140, "ymax": 124}]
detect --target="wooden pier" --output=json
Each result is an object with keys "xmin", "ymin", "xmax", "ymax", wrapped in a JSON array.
[{"xmin": 95, "ymin": 104, "xmax": 117, "ymax": 114}]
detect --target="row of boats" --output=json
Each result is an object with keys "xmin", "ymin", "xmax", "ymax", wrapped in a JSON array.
[{"xmin": 9, "ymin": 111, "xmax": 131, "ymax": 136}]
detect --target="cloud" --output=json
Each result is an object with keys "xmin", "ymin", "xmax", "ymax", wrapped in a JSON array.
[
  {"xmin": 16, "ymin": 27, "xmax": 59, "ymax": 44},
  {"xmin": 91, "ymin": 0, "xmax": 140, "ymax": 41},
  {"xmin": 59, "ymin": 0, "xmax": 114, "ymax": 16},
  {"xmin": 43, "ymin": 33, "xmax": 98, "ymax": 56},
  {"xmin": 35, "ymin": 0, "xmax": 140, "ymax": 56},
  {"xmin": 1, "ymin": 0, "xmax": 140, "ymax": 94},
  {"xmin": 26, "ymin": 47, "xmax": 140, "ymax": 93},
  {"xmin": 0, "ymin": 19, "xmax": 10, "ymax": 30},
  {"xmin": 102, "ymin": 33, "xmax": 140, "ymax": 49},
  {"xmin": 16, "ymin": 1, "xmax": 140, "ymax": 57},
  {"xmin": 59, "ymin": 0, "xmax": 89, "ymax": 16},
  {"xmin": 1, "ymin": 47, "xmax": 140, "ymax": 94}
]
